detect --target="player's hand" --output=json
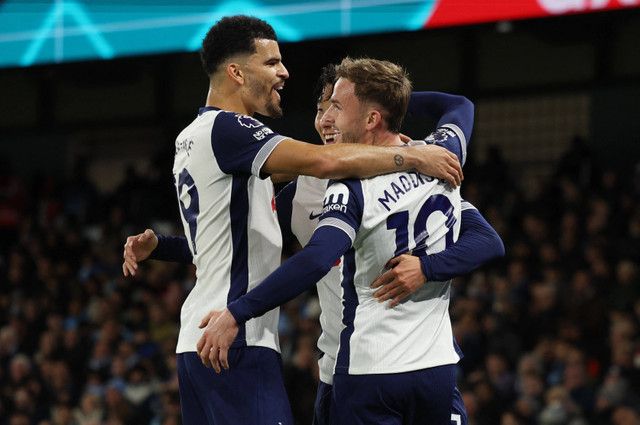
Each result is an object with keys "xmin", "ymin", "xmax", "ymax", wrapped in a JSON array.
[
  {"xmin": 414, "ymin": 144, "xmax": 463, "ymax": 188},
  {"xmin": 122, "ymin": 229, "xmax": 158, "ymax": 277},
  {"xmin": 371, "ymin": 254, "xmax": 426, "ymax": 308},
  {"xmin": 196, "ymin": 308, "xmax": 239, "ymax": 373}
]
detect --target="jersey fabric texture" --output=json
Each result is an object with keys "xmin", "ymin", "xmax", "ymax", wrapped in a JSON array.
[
  {"xmin": 318, "ymin": 170, "xmax": 462, "ymax": 375},
  {"xmin": 172, "ymin": 107, "xmax": 287, "ymax": 354},
  {"xmin": 283, "ymin": 175, "xmax": 344, "ymax": 384}
]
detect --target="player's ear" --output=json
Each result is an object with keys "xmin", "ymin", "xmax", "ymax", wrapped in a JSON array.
[
  {"xmin": 366, "ymin": 109, "xmax": 382, "ymax": 130},
  {"xmin": 227, "ymin": 63, "xmax": 244, "ymax": 85}
]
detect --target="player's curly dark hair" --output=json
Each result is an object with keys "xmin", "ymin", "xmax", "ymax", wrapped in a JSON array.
[
  {"xmin": 200, "ymin": 15, "xmax": 277, "ymax": 76},
  {"xmin": 313, "ymin": 64, "xmax": 338, "ymax": 104}
]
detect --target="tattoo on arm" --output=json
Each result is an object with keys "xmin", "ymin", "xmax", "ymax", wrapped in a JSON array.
[{"xmin": 394, "ymin": 154, "xmax": 404, "ymax": 167}]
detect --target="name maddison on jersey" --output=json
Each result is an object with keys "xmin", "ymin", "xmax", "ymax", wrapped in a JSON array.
[
  {"xmin": 322, "ymin": 183, "xmax": 350, "ymax": 214},
  {"xmin": 175, "ymin": 139, "xmax": 194, "ymax": 156},
  {"xmin": 378, "ymin": 171, "xmax": 436, "ymax": 211}
]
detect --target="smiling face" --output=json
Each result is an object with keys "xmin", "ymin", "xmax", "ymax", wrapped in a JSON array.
[
  {"xmin": 314, "ymin": 83, "xmax": 338, "ymax": 145},
  {"xmin": 322, "ymin": 77, "xmax": 368, "ymax": 144},
  {"xmin": 243, "ymin": 39, "xmax": 289, "ymax": 118}
]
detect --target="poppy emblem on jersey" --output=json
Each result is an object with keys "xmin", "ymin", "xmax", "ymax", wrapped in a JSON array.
[
  {"xmin": 236, "ymin": 114, "xmax": 262, "ymax": 128},
  {"xmin": 425, "ymin": 127, "xmax": 456, "ymax": 145}
]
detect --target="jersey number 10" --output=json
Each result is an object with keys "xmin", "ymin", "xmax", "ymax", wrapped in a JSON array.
[{"xmin": 386, "ymin": 194, "xmax": 457, "ymax": 257}]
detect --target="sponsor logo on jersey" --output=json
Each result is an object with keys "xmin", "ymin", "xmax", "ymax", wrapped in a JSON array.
[
  {"xmin": 253, "ymin": 127, "xmax": 274, "ymax": 141},
  {"xmin": 236, "ymin": 114, "xmax": 263, "ymax": 128},
  {"xmin": 424, "ymin": 127, "xmax": 457, "ymax": 145},
  {"xmin": 322, "ymin": 183, "xmax": 349, "ymax": 214},
  {"xmin": 308, "ymin": 211, "xmax": 322, "ymax": 220}
]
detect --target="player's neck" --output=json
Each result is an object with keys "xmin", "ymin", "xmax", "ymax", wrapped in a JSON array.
[
  {"xmin": 205, "ymin": 83, "xmax": 253, "ymax": 116},
  {"xmin": 370, "ymin": 131, "xmax": 403, "ymax": 147}
]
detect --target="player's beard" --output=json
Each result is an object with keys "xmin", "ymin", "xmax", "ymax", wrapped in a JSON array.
[
  {"xmin": 338, "ymin": 126, "xmax": 365, "ymax": 144},
  {"xmin": 248, "ymin": 77, "xmax": 283, "ymax": 119},
  {"xmin": 337, "ymin": 109, "xmax": 368, "ymax": 144}
]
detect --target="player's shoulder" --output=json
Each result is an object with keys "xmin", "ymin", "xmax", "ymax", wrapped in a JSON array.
[
  {"xmin": 424, "ymin": 126, "xmax": 461, "ymax": 146},
  {"xmin": 461, "ymin": 199, "xmax": 477, "ymax": 211},
  {"xmin": 298, "ymin": 174, "xmax": 327, "ymax": 186},
  {"xmin": 405, "ymin": 132, "xmax": 452, "ymax": 147},
  {"xmin": 327, "ymin": 177, "xmax": 362, "ymax": 191},
  {"xmin": 210, "ymin": 110, "xmax": 279, "ymax": 145},
  {"xmin": 324, "ymin": 178, "xmax": 365, "ymax": 211},
  {"xmin": 297, "ymin": 175, "xmax": 329, "ymax": 193},
  {"xmin": 213, "ymin": 110, "xmax": 268, "ymax": 129}
]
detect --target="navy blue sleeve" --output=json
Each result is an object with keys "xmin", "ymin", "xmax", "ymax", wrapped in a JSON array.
[
  {"xmin": 228, "ymin": 226, "xmax": 351, "ymax": 324},
  {"xmin": 419, "ymin": 207, "xmax": 504, "ymax": 281},
  {"xmin": 149, "ymin": 234, "xmax": 193, "ymax": 263},
  {"xmin": 319, "ymin": 178, "xmax": 364, "ymax": 237},
  {"xmin": 408, "ymin": 91, "xmax": 475, "ymax": 144},
  {"xmin": 275, "ymin": 179, "xmax": 297, "ymax": 243},
  {"xmin": 210, "ymin": 111, "xmax": 284, "ymax": 177}
]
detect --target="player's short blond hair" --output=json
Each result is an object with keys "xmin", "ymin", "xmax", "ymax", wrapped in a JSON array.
[{"xmin": 336, "ymin": 57, "xmax": 412, "ymax": 133}]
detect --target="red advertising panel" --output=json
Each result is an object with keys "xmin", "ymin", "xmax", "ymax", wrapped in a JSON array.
[{"xmin": 426, "ymin": 0, "xmax": 640, "ymax": 28}]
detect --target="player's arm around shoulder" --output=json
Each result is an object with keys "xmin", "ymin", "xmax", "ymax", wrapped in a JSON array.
[{"xmin": 261, "ymin": 138, "xmax": 463, "ymax": 187}]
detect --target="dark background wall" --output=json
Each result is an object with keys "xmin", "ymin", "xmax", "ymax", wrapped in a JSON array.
[{"xmin": 1, "ymin": 8, "xmax": 639, "ymax": 193}]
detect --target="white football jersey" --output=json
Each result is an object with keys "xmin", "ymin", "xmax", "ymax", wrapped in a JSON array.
[
  {"xmin": 317, "ymin": 170, "xmax": 462, "ymax": 375},
  {"xmin": 172, "ymin": 107, "xmax": 287, "ymax": 354},
  {"xmin": 289, "ymin": 175, "xmax": 343, "ymax": 384}
]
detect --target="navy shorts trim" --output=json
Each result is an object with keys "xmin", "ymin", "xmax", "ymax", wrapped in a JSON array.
[
  {"xmin": 177, "ymin": 347, "xmax": 293, "ymax": 425},
  {"xmin": 332, "ymin": 364, "xmax": 456, "ymax": 425}
]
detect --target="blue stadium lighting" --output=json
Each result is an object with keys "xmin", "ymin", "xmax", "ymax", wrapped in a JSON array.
[
  {"xmin": 0, "ymin": 0, "xmax": 440, "ymax": 68},
  {"xmin": 20, "ymin": 0, "xmax": 114, "ymax": 66},
  {"xmin": 186, "ymin": 0, "xmax": 303, "ymax": 51},
  {"xmin": 407, "ymin": 0, "xmax": 438, "ymax": 30}
]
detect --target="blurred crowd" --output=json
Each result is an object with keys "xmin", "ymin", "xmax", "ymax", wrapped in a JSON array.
[{"xmin": 1, "ymin": 136, "xmax": 639, "ymax": 425}]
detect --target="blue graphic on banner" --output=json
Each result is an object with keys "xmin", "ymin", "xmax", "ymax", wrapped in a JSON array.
[{"xmin": 0, "ymin": 0, "xmax": 438, "ymax": 68}]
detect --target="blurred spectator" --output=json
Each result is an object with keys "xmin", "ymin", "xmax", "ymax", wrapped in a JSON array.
[
  {"xmin": 72, "ymin": 392, "xmax": 104, "ymax": 425},
  {"xmin": 1, "ymin": 140, "xmax": 638, "ymax": 424},
  {"xmin": 537, "ymin": 385, "xmax": 586, "ymax": 425},
  {"xmin": 284, "ymin": 333, "xmax": 320, "ymax": 425},
  {"xmin": 485, "ymin": 351, "xmax": 516, "ymax": 402},
  {"xmin": 103, "ymin": 381, "xmax": 135, "ymax": 424},
  {"xmin": 610, "ymin": 260, "xmax": 640, "ymax": 313},
  {"xmin": 611, "ymin": 405, "xmax": 640, "ymax": 425},
  {"xmin": 562, "ymin": 347, "xmax": 596, "ymax": 417}
]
